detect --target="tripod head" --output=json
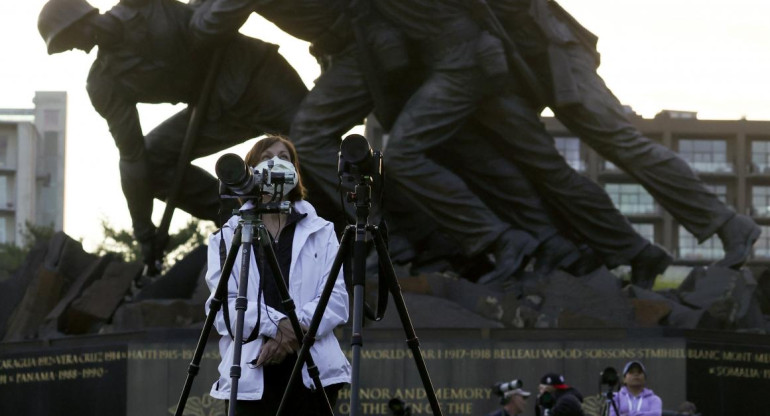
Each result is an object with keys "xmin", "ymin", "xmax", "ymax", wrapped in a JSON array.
[{"xmin": 237, "ymin": 199, "xmax": 292, "ymax": 219}]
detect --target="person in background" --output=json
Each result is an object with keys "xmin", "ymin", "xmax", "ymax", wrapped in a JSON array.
[
  {"xmin": 609, "ymin": 361, "xmax": 662, "ymax": 416},
  {"xmin": 537, "ymin": 373, "xmax": 585, "ymax": 416},
  {"xmin": 487, "ymin": 387, "xmax": 532, "ymax": 416}
]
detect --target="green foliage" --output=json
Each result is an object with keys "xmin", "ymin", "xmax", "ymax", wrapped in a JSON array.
[
  {"xmin": 0, "ymin": 222, "xmax": 56, "ymax": 281},
  {"xmin": 94, "ymin": 218, "xmax": 212, "ymax": 270}
]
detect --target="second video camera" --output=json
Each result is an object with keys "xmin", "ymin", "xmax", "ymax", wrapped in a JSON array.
[{"xmin": 493, "ymin": 379, "xmax": 523, "ymax": 397}]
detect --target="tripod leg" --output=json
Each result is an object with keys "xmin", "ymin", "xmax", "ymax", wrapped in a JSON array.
[
  {"xmin": 229, "ymin": 223, "xmax": 256, "ymax": 416},
  {"xmin": 276, "ymin": 225, "xmax": 354, "ymax": 416},
  {"xmin": 256, "ymin": 224, "xmax": 334, "ymax": 416},
  {"xmin": 370, "ymin": 225, "xmax": 444, "ymax": 416},
  {"xmin": 174, "ymin": 227, "xmax": 243, "ymax": 416},
  {"xmin": 349, "ymin": 218, "xmax": 370, "ymax": 416}
]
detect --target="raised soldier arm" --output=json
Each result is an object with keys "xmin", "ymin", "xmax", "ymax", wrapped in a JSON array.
[
  {"xmin": 188, "ymin": 0, "xmax": 256, "ymax": 46},
  {"xmin": 86, "ymin": 63, "xmax": 157, "ymax": 259}
]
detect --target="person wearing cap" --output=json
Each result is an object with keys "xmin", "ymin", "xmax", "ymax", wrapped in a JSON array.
[
  {"xmin": 609, "ymin": 361, "xmax": 662, "ymax": 416},
  {"xmin": 537, "ymin": 373, "xmax": 585, "ymax": 416},
  {"xmin": 487, "ymin": 387, "xmax": 532, "ymax": 416}
]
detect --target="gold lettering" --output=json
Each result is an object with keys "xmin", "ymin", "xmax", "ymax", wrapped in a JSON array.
[
  {"xmin": 687, "ymin": 349, "xmax": 721, "ymax": 360},
  {"xmin": 721, "ymin": 351, "xmax": 752, "ymax": 362},
  {"xmin": 58, "ymin": 369, "xmax": 78, "ymax": 380},
  {"xmin": 82, "ymin": 367, "xmax": 105, "ymax": 378},
  {"xmin": 714, "ymin": 366, "xmax": 761, "ymax": 378},
  {"xmin": 446, "ymin": 402, "xmax": 473, "ymax": 414},
  {"xmin": 15, "ymin": 371, "xmax": 57, "ymax": 383},
  {"xmin": 361, "ymin": 402, "xmax": 389, "ymax": 414},
  {"xmin": 338, "ymin": 387, "xmax": 351, "ymax": 400},
  {"xmin": 358, "ymin": 388, "xmax": 391, "ymax": 400}
]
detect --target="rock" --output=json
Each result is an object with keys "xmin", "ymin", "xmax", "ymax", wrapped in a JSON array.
[
  {"xmin": 134, "ymin": 245, "xmax": 208, "ymax": 300},
  {"xmin": 2, "ymin": 233, "xmax": 99, "ymax": 340},
  {"xmin": 626, "ymin": 286, "xmax": 704, "ymax": 329},
  {"xmin": 40, "ymin": 255, "xmax": 113, "ymax": 337},
  {"xmin": 0, "ymin": 241, "xmax": 48, "ymax": 339},
  {"xmin": 65, "ymin": 260, "xmax": 143, "ymax": 334},
  {"xmin": 678, "ymin": 266, "xmax": 757, "ymax": 327},
  {"xmin": 631, "ymin": 299, "xmax": 672, "ymax": 327},
  {"xmin": 108, "ymin": 299, "xmax": 205, "ymax": 331},
  {"xmin": 755, "ymin": 268, "xmax": 770, "ymax": 314},
  {"xmin": 368, "ymin": 292, "xmax": 503, "ymax": 329},
  {"xmin": 539, "ymin": 271, "xmax": 634, "ymax": 328}
]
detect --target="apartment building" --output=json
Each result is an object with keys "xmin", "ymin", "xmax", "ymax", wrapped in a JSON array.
[{"xmin": 0, "ymin": 91, "xmax": 66, "ymax": 245}]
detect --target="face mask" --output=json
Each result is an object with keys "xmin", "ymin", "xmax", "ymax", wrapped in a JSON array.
[{"xmin": 253, "ymin": 156, "xmax": 297, "ymax": 197}]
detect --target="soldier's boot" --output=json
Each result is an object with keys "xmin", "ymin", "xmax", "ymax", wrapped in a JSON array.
[
  {"xmin": 532, "ymin": 234, "xmax": 582, "ymax": 277},
  {"xmin": 630, "ymin": 243, "xmax": 673, "ymax": 290},
  {"xmin": 477, "ymin": 228, "xmax": 539, "ymax": 286},
  {"xmin": 715, "ymin": 214, "xmax": 761, "ymax": 269}
]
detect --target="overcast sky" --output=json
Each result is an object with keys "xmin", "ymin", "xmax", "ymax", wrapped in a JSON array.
[{"xmin": 1, "ymin": 0, "xmax": 769, "ymax": 250}]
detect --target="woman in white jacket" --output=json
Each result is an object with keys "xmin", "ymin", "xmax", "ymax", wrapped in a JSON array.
[{"xmin": 205, "ymin": 134, "xmax": 351, "ymax": 415}]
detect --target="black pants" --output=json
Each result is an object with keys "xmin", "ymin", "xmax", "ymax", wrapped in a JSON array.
[{"xmin": 226, "ymin": 354, "xmax": 344, "ymax": 416}]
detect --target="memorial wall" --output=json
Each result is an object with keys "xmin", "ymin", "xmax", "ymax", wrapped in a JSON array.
[{"xmin": 2, "ymin": 329, "xmax": 769, "ymax": 415}]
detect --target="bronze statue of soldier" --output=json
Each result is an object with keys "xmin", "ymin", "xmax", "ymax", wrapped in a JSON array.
[
  {"xmin": 490, "ymin": 0, "xmax": 761, "ymax": 270},
  {"xmin": 38, "ymin": 0, "xmax": 308, "ymax": 269}
]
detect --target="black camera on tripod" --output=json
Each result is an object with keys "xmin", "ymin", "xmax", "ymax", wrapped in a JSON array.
[
  {"xmin": 338, "ymin": 134, "xmax": 382, "ymax": 186},
  {"xmin": 215, "ymin": 152, "xmax": 295, "ymax": 213},
  {"xmin": 598, "ymin": 367, "xmax": 620, "ymax": 416},
  {"xmin": 599, "ymin": 366, "xmax": 619, "ymax": 390}
]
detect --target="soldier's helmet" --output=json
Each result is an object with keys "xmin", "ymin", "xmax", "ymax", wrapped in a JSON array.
[{"xmin": 38, "ymin": 0, "xmax": 98, "ymax": 54}]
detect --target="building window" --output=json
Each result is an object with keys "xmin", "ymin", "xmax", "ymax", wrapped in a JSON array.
[
  {"xmin": 754, "ymin": 226, "xmax": 770, "ymax": 259},
  {"xmin": 0, "ymin": 176, "xmax": 6, "ymax": 208},
  {"xmin": 632, "ymin": 223, "xmax": 655, "ymax": 243},
  {"xmin": 604, "ymin": 183, "xmax": 657, "ymax": 215},
  {"xmin": 677, "ymin": 139, "xmax": 732, "ymax": 173},
  {"xmin": 0, "ymin": 136, "xmax": 7, "ymax": 167},
  {"xmin": 751, "ymin": 141, "xmax": 770, "ymax": 173},
  {"xmin": 554, "ymin": 137, "xmax": 584, "ymax": 171},
  {"xmin": 752, "ymin": 186, "xmax": 770, "ymax": 217},
  {"xmin": 678, "ymin": 226, "xmax": 723, "ymax": 260}
]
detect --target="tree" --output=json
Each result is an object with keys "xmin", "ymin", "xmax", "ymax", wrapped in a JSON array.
[
  {"xmin": 94, "ymin": 218, "xmax": 213, "ymax": 270},
  {"xmin": 0, "ymin": 222, "xmax": 56, "ymax": 281}
]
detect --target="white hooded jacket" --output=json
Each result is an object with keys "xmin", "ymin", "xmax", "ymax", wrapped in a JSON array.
[{"xmin": 205, "ymin": 200, "xmax": 351, "ymax": 400}]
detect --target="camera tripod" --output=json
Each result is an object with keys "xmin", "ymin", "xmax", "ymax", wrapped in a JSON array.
[
  {"xmin": 173, "ymin": 202, "xmax": 334, "ymax": 416},
  {"xmin": 276, "ymin": 180, "xmax": 443, "ymax": 416},
  {"xmin": 602, "ymin": 387, "xmax": 621, "ymax": 416},
  {"xmin": 598, "ymin": 367, "xmax": 621, "ymax": 416}
]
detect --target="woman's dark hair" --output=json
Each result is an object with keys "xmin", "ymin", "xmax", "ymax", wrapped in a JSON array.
[{"xmin": 244, "ymin": 134, "xmax": 307, "ymax": 202}]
